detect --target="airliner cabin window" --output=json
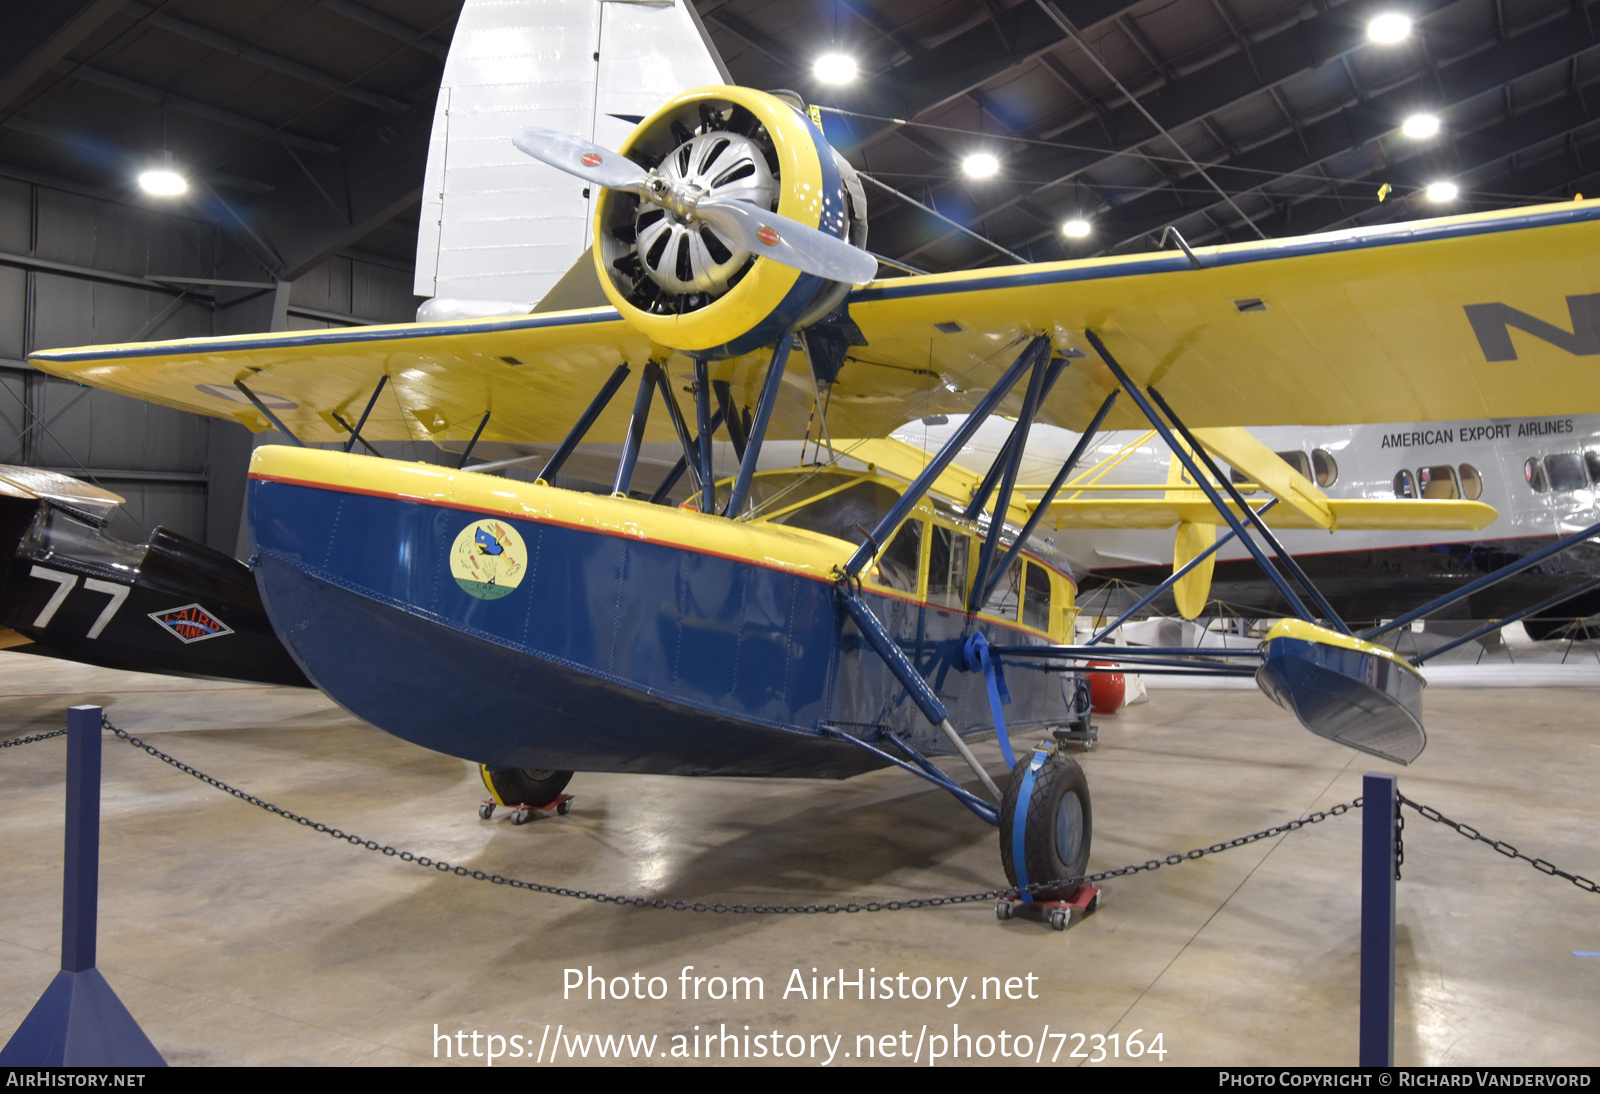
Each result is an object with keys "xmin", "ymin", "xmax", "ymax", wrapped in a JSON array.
[
  {"xmin": 927, "ymin": 527, "xmax": 970, "ymax": 610},
  {"xmin": 875, "ymin": 520, "xmax": 921, "ymax": 593},
  {"xmin": 1525, "ymin": 458, "xmax": 1548, "ymax": 492},
  {"xmin": 1312, "ymin": 448, "xmax": 1338, "ymax": 487},
  {"xmin": 1545, "ymin": 453, "xmax": 1587, "ymax": 492},
  {"xmin": 1418, "ymin": 465, "xmax": 1459, "ymax": 499},
  {"xmin": 1458, "ymin": 464, "xmax": 1483, "ymax": 501},
  {"xmin": 1393, "ymin": 470, "xmax": 1417, "ymax": 498},
  {"xmin": 1586, "ymin": 450, "xmax": 1600, "ymax": 486},
  {"xmin": 1277, "ymin": 450, "xmax": 1313, "ymax": 480},
  {"xmin": 1230, "ymin": 466, "xmax": 1259, "ymax": 495},
  {"xmin": 1022, "ymin": 563, "xmax": 1052, "ymax": 631},
  {"xmin": 981, "ymin": 555, "xmax": 1022, "ymax": 620}
]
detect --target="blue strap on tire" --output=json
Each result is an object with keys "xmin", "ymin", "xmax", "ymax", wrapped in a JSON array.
[
  {"xmin": 1009, "ymin": 747, "xmax": 1051, "ymax": 904},
  {"xmin": 962, "ymin": 632, "xmax": 1015, "ymax": 767}
]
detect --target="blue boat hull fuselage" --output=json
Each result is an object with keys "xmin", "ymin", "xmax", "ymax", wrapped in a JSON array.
[{"xmin": 248, "ymin": 475, "xmax": 1076, "ymax": 778}]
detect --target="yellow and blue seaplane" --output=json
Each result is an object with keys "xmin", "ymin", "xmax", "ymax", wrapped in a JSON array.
[{"xmin": 27, "ymin": 84, "xmax": 1600, "ymax": 911}]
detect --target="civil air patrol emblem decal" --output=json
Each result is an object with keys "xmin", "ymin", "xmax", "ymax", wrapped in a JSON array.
[
  {"xmin": 150, "ymin": 603, "xmax": 233, "ymax": 643},
  {"xmin": 450, "ymin": 519, "xmax": 527, "ymax": 600}
]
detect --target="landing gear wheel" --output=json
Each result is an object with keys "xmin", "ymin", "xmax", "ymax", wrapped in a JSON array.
[
  {"xmin": 999, "ymin": 748, "xmax": 1092, "ymax": 902},
  {"xmin": 480, "ymin": 766, "xmax": 574, "ymax": 807}
]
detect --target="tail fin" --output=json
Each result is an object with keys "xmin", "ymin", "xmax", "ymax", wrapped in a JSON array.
[{"xmin": 414, "ymin": 0, "xmax": 728, "ymax": 316}]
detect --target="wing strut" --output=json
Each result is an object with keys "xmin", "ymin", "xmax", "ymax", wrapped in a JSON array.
[
  {"xmin": 456, "ymin": 411, "xmax": 491, "ymax": 469},
  {"xmin": 963, "ymin": 353, "xmax": 1071, "ymax": 522},
  {"xmin": 694, "ymin": 362, "xmax": 717, "ymax": 512},
  {"xmin": 649, "ymin": 405, "xmax": 726, "ymax": 505},
  {"xmin": 650, "ymin": 362, "xmax": 702, "ymax": 492},
  {"xmin": 979, "ymin": 387, "xmax": 1120, "ymax": 611},
  {"xmin": 1084, "ymin": 330, "xmax": 1323, "ymax": 628},
  {"xmin": 1363, "ymin": 516, "xmax": 1600, "ymax": 641},
  {"xmin": 613, "ymin": 367, "xmax": 657, "ymax": 497},
  {"xmin": 1145, "ymin": 384, "xmax": 1351, "ymax": 634},
  {"xmin": 1086, "ymin": 498, "xmax": 1279, "ymax": 645},
  {"xmin": 234, "ymin": 380, "xmax": 304, "ymax": 447},
  {"xmin": 464, "ymin": 363, "xmax": 632, "ymax": 480},
  {"xmin": 968, "ymin": 350, "xmax": 1062, "ymax": 612},
  {"xmin": 724, "ymin": 331, "xmax": 794, "ymax": 518},
  {"xmin": 342, "ymin": 375, "xmax": 388, "ymax": 454},
  {"xmin": 844, "ymin": 335, "xmax": 1051, "ymax": 577}
]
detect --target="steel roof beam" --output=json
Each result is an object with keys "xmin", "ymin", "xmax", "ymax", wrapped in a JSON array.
[
  {"xmin": 1076, "ymin": 9, "xmax": 1600, "ymax": 252},
  {"xmin": 864, "ymin": 0, "xmax": 1461, "ymax": 261},
  {"xmin": 0, "ymin": 0, "xmax": 122, "ymax": 114},
  {"xmin": 50, "ymin": 62, "xmax": 340, "ymax": 155},
  {"xmin": 121, "ymin": 1, "xmax": 409, "ymax": 114},
  {"xmin": 316, "ymin": 0, "xmax": 449, "ymax": 61},
  {"xmin": 230, "ymin": 95, "xmax": 435, "ymax": 280}
]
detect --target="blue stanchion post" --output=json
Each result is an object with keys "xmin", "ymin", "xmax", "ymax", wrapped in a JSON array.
[
  {"xmin": 0, "ymin": 705, "xmax": 165, "ymax": 1066},
  {"xmin": 1360, "ymin": 772, "xmax": 1398, "ymax": 1067}
]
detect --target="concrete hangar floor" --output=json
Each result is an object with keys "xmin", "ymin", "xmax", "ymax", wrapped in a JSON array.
[{"xmin": 0, "ymin": 650, "xmax": 1594, "ymax": 1068}]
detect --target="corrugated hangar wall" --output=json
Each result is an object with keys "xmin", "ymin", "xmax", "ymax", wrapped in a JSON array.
[{"xmin": 0, "ymin": 172, "xmax": 418, "ymax": 557}]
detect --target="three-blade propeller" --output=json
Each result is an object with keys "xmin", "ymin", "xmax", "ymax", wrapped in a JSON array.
[{"xmin": 513, "ymin": 126, "xmax": 878, "ymax": 286}]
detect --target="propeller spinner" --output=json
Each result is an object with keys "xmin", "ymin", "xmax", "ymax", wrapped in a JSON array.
[{"xmin": 513, "ymin": 125, "xmax": 878, "ymax": 287}]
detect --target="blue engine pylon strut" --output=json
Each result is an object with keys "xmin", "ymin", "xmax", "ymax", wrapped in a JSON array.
[{"xmin": 0, "ymin": 707, "xmax": 165, "ymax": 1066}]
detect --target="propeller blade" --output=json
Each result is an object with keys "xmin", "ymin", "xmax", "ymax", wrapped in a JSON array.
[
  {"xmin": 695, "ymin": 198, "xmax": 879, "ymax": 285},
  {"xmin": 512, "ymin": 127, "xmax": 649, "ymax": 194}
]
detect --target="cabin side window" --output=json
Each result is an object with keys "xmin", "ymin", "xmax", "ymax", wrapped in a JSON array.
[
  {"xmin": 1586, "ymin": 450, "xmax": 1600, "ymax": 486},
  {"xmin": 1458, "ymin": 464, "xmax": 1483, "ymax": 501},
  {"xmin": 1545, "ymin": 453, "xmax": 1587, "ymax": 492},
  {"xmin": 769, "ymin": 481, "xmax": 900, "ymax": 540},
  {"xmin": 1277, "ymin": 450, "xmax": 1313, "ymax": 480},
  {"xmin": 1525, "ymin": 457, "xmax": 1548, "ymax": 492},
  {"xmin": 1393, "ymin": 470, "xmax": 1417, "ymax": 498},
  {"xmin": 1311, "ymin": 448, "xmax": 1338, "ymax": 487},
  {"xmin": 1021, "ymin": 563, "xmax": 1052, "ymax": 632},
  {"xmin": 927, "ymin": 526, "xmax": 970, "ymax": 610},
  {"xmin": 1418, "ymin": 465, "xmax": 1459, "ymax": 499},
  {"xmin": 874, "ymin": 519, "xmax": 922, "ymax": 594},
  {"xmin": 980, "ymin": 555, "xmax": 1022, "ymax": 620}
]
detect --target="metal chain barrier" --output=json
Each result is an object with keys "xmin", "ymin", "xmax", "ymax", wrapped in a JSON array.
[
  {"xmin": 0, "ymin": 728, "xmax": 66, "ymax": 749},
  {"xmin": 1400, "ymin": 793, "xmax": 1598, "ymax": 895},
  {"xmin": 93, "ymin": 716, "xmax": 1364, "ymax": 913}
]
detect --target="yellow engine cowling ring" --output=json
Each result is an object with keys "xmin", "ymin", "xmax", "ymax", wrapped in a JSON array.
[{"xmin": 593, "ymin": 86, "xmax": 854, "ymax": 359}]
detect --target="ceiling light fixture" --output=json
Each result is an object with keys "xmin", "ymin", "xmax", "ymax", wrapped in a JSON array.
[
  {"xmin": 1062, "ymin": 218, "xmax": 1091, "ymax": 238},
  {"xmin": 813, "ymin": 53, "xmax": 857, "ymax": 84},
  {"xmin": 138, "ymin": 151, "xmax": 187, "ymax": 197},
  {"xmin": 1425, "ymin": 181, "xmax": 1458, "ymax": 202},
  {"xmin": 1367, "ymin": 13, "xmax": 1412, "ymax": 43},
  {"xmin": 962, "ymin": 152, "xmax": 999, "ymax": 179},
  {"xmin": 1401, "ymin": 113, "xmax": 1440, "ymax": 138}
]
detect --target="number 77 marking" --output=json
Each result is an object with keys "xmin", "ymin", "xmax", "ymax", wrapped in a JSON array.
[{"xmin": 29, "ymin": 566, "xmax": 129, "ymax": 638}]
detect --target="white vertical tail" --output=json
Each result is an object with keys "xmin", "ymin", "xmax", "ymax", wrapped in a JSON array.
[{"xmin": 414, "ymin": 0, "xmax": 728, "ymax": 316}]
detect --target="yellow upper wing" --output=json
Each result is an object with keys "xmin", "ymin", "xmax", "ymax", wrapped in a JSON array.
[{"xmin": 28, "ymin": 198, "xmax": 1600, "ymax": 445}]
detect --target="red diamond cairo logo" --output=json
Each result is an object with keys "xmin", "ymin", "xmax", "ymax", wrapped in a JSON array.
[
  {"xmin": 580, "ymin": 152, "xmax": 602, "ymax": 167},
  {"xmin": 757, "ymin": 226, "xmax": 780, "ymax": 247},
  {"xmin": 149, "ymin": 603, "xmax": 233, "ymax": 644}
]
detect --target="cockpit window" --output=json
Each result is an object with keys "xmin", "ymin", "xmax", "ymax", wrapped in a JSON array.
[
  {"xmin": 720, "ymin": 470, "xmax": 859, "ymax": 519},
  {"xmin": 927, "ymin": 526, "xmax": 970, "ymax": 611},
  {"xmin": 874, "ymin": 519, "xmax": 921, "ymax": 593},
  {"xmin": 768, "ymin": 480, "xmax": 901, "ymax": 543}
]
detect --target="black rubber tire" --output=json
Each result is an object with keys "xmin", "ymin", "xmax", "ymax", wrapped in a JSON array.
[
  {"xmin": 999, "ymin": 751, "xmax": 1092, "ymax": 899},
  {"xmin": 483, "ymin": 767, "xmax": 573, "ymax": 806}
]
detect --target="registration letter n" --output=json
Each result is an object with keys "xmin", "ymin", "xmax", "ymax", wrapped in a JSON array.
[{"xmin": 1464, "ymin": 294, "xmax": 1600, "ymax": 361}]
